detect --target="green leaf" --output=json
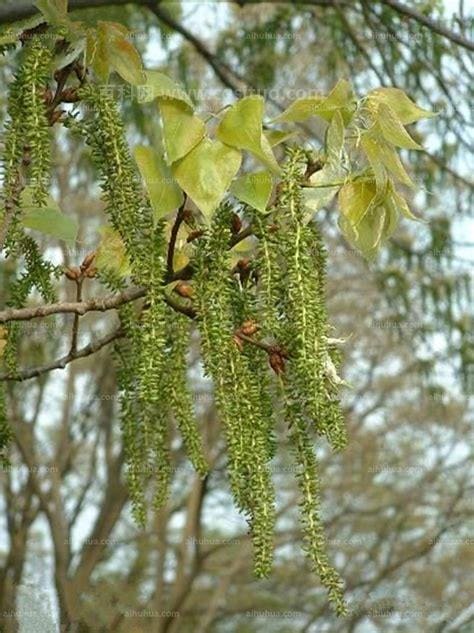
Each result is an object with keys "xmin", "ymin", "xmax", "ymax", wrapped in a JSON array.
[
  {"xmin": 361, "ymin": 133, "xmax": 415, "ymax": 188},
  {"xmin": 85, "ymin": 27, "xmax": 110, "ymax": 82},
  {"xmin": 95, "ymin": 226, "xmax": 130, "ymax": 277},
  {"xmin": 160, "ymin": 100, "xmax": 206, "ymax": 164},
  {"xmin": 315, "ymin": 79, "xmax": 355, "ymax": 124},
  {"xmin": 136, "ymin": 70, "xmax": 193, "ymax": 108},
  {"xmin": 368, "ymin": 87, "xmax": 437, "ymax": 124},
  {"xmin": 216, "ymin": 95, "xmax": 280, "ymax": 173},
  {"xmin": 134, "ymin": 145, "xmax": 183, "ymax": 220},
  {"xmin": 107, "ymin": 31, "xmax": 145, "ymax": 86},
  {"xmin": 273, "ymin": 96, "xmax": 324, "ymax": 123},
  {"xmin": 230, "ymin": 171, "xmax": 273, "ymax": 213},
  {"xmin": 273, "ymin": 80, "xmax": 355, "ymax": 125},
  {"xmin": 87, "ymin": 21, "xmax": 145, "ymax": 85},
  {"xmin": 375, "ymin": 103, "xmax": 422, "ymax": 150},
  {"xmin": 21, "ymin": 190, "xmax": 78, "ymax": 243},
  {"xmin": 304, "ymin": 164, "xmax": 345, "ymax": 217},
  {"xmin": 0, "ymin": 15, "xmax": 45, "ymax": 47},
  {"xmin": 172, "ymin": 138, "xmax": 241, "ymax": 218},
  {"xmin": 390, "ymin": 187, "xmax": 423, "ymax": 222},
  {"xmin": 338, "ymin": 179, "xmax": 377, "ymax": 226},
  {"xmin": 34, "ymin": 0, "xmax": 68, "ymax": 24},
  {"xmin": 264, "ymin": 129, "xmax": 296, "ymax": 147},
  {"xmin": 325, "ymin": 111, "xmax": 345, "ymax": 165},
  {"xmin": 359, "ymin": 134, "xmax": 389, "ymax": 203},
  {"xmin": 56, "ymin": 37, "xmax": 86, "ymax": 71},
  {"xmin": 338, "ymin": 201, "xmax": 397, "ymax": 260}
]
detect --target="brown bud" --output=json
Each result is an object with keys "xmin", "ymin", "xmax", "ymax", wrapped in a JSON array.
[
  {"xmin": 54, "ymin": 68, "xmax": 66, "ymax": 82},
  {"xmin": 240, "ymin": 319, "xmax": 259, "ymax": 336},
  {"xmin": 174, "ymin": 281, "xmax": 194, "ymax": 298},
  {"xmin": 237, "ymin": 258, "xmax": 250, "ymax": 271},
  {"xmin": 182, "ymin": 208, "xmax": 194, "ymax": 224},
  {"xmin": 186, "ymin": 229, "xmax": 204, "ymax": 243},
  {"xmin": 80, "ymin": 252, "xmax": 96, "ymax": 272},
  {"xmin": 269, "ymin": 351, "xmax": 285, "ymax": 375},
  {"xmin": 43, "ymin": 88, "xmax": 54, "ymax": 105},
  {"xmin": 85, "ymin": 266, "xmax": 97, "ymax": 278},
  {"xmin": 230, "ymin": 213, "xmax": 242, "ymax": 235},
  {"xmin": 60, "ymin": 88, "xmax": 80, "ymax": 103},
  {"xmin": 49, "ymin": 109, "xmax": 64, "ymax": 125},
  {"xmin": 233, "ymin": 335, "xmax": 244, "ymax": 352},
  {"xmin": 64, "ymin": 266, "xmax": 81, "ymax": 281}
]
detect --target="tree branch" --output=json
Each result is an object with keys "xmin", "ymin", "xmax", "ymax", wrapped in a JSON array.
[
  {"xmin": 381, "ymin": 0, "xmax": 474, "ymax": 52},
  {"xmin": 0, "ymin": 326, "xmax": 124, "ymax": 381},
  {"xmin": 0, "ymin": 285, "xmax": 145, "ymax": 324}
]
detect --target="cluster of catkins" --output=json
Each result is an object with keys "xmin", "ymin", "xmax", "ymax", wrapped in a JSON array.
[{"xmin": 1, "ymin": 38, "xmax": 348, "ymax": 615}]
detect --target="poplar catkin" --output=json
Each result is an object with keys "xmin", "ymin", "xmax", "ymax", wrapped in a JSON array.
[
  {"xmin": 77, "ymin": 87, "xmax": 171, "ymax": 518},
  {"xmin": 0, "ymin": 383, "xmax": 13, "ymax": 469},
  {"xmin": 194, "ymin": 205, "xmax": 275, "ymax": 577},
  {"xmin": 164, "ymin": 307, "xmax": 209, "ymax": 478},
  {"xmin": 1, "ymin": 37, "xmax": 52, "ymax": 251}
]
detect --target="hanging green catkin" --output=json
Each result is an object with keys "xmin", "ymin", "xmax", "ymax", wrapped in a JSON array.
[
  {"xmin": 286, "ymin": 395, "xmax": 347, "ymax": 616},
  {"xmin": 100, "ymin": 270, "xmax": 147, "ymax": 523},
  {"xmin": 1, "ymin": 37, "xmax": 52, "ymax": 252},
  {"xmin": 136, "ymin": 224, "xmax": 170, "ymax": 511},
  {"xmin": 275, "ymin": 148, "xmax": 347, "ymax": 613},
  {"xmin": 230, "ymin": 276, "xmax": 276, "ymax": 462},
  {"xmin": 0, "ymin": 383, "xmax": 13, "ymax": 469},
  {"xmin": 74, "ymin": 84, "xmax": 152, "ymax": 275},
  {"xmin": 20, "ymin": 38, "xmax": 52, "ymax": 207},
  {"xmin": 253, "ymin": 212, "xmax": 283, "ymax": 340},
  {"xmin": 164, "ymin": 306, "xmax": 208, "ymax": 477},
  {"xmin": 277, "ymin": 148, "xmax": 346, "ymax": 451},
  {"xmin": 194, "ymin": 204, "xmax": 275, "ymax": 577},
  {"xmin": 76, "ymin": 86, "xmax": 171, "ymax": 518}
]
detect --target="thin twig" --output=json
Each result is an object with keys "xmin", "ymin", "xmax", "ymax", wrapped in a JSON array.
[
  {"xmin": 69, "ymin": 278, "xmax": 83, "ymax": 354},
  {"xmin": 0, "ymin": 327, "xmax": 123, "ymax": 381}
]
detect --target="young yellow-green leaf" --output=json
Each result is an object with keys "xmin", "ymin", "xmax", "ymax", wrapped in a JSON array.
[
  {"xmin": 375, "ymin": 103, "xmax": 422, "ymax": 150},
  {"xmin": 85, "ymin": 27, "xmax": 110, "ymax": 82},
  {"xmin": 95, "ymin": 226, "xmax": 131, "ymax": 277},
  {"xmin": 264, "ymin": 129, "xmax": 296, "ymax": 147},
  {"xmin": 20, "ymin": 188, "xmax": 78, "ymax": 242},
  {"xmin": 338, "ymin": 179, "xmax": 377, "ymax": 226},
  {"xmin": 134, "ymin": 145, "xmax": 183, "ymax": 220},
  {"xmin": 390, "ymin": 187, "xmax": 423, "ymax": 222},
  {"xmin": 0, "ymin": 14, "xmax": 45, "ymax": 46},
  {"xmin": 56, "ymin": 37, "xmax": 87, "ymax": 71},
  {"xmin": 136, "ymin": 70, "xmax": 193, "ymax": 108},
  {"xmin": 172, "ymin": 138, "xmax": 241, "ymax": 218},
  {"xmin": 22, "ymin": 207, "xmax": 77, "ymax": 243},
  {"xmin": 216, "ymin": 95, "xmax": 280, "ymax": 173},
  {"xmin": 338, "ymin": 200, "xmax": 398, "ymax": 260},
  {"xmin": 160, "ymin": 100, "xmax": 206, "ymax": 164},
  {"xmin": 360, "ymin": 134, "xmax": 389, "ymax": 201},
  {"xmin": 108, "ymin": 32, "xmax": 145, "ymax": 86},
  {"xmin": 272, "ymin": 96, "xmax": 324, "ymax": 123},
  {"xmin": 326, "ymin": 110, "xmax": 345, "ymax": 165},
  {"xmin": 361, "ymin": 133, "xmax": 415, "ymax": 188},
  {"xmin": 230, "ymin": 171, "xmax": 273, "ymax": 213},
  {"xmin": 258, "ymin": 133, "xmax": 281, "ymax": 173},
  {"xmin": 315, "ymin": 79, "xmax": 355, "ymax": 124},
  {"xmin": 367, "ymin": 87, "xmax": 436, "ymax": 124},
  {"xmin": 35, "ymin": 0, "xmax": 68, "ymax": 24},
  {"xmin": 304, "ymin": 164, "xmax": 345, "ymax": 217}
]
